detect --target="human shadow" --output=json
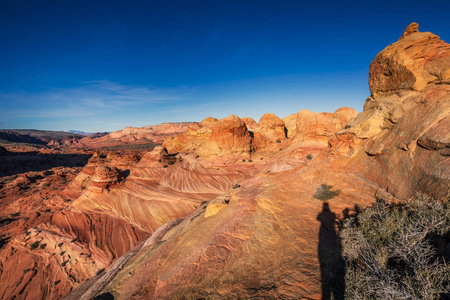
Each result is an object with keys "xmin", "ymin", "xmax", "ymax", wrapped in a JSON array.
[{"xmin": 317, "ymin": 202, "xmax": 345, "ymax": 300}]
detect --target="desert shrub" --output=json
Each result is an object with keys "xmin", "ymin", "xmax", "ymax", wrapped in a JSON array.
[
  {"xmin": 61, "ymin": 260, "xmax": 68, "ymax": 267},
  {"xmin": 306, "ymin": 154, "xmax": 313, "ymax": 161},
  {"xmin": 9, "ymin": 212, "xmax": 20, "ymax": 217},
  {"xmin": 341, "ymin": 195, "xmax": 450, "ymax": 299},
  {"xmin": 167, "ymin": 161, "xmax": 175, "ymax": 165},
  {"xmin": 58, "ymin": 242, "xmax": 63, "ymax": 247},
  {"xmin": 232, "ymin": 184, "xmax": 241, "ymax": 189},
  {"xmin": 314, "ymin": 184, "xmax": 340, "ymax": 200},
  {"xmin": 162, "ymin": 165, "xmax": 168, "ymax": 168},
  {"xmin": 40, "ymin": 243, "xmax": 47, "ymax": 249}
]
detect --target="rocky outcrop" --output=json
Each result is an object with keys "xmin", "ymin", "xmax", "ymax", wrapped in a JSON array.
[
  {"xmin": 87, "ymin": 166, "xmax": 122, "ymax": 193},
  {"xmin": 290, "ymin": 108, "xmax": 357, "ymax": 145},
  {"xmin": 241, "ymin": 117, "xmax": 258, "ymax": 131},
  {"xmin": 334, "ymin": 23, "xmax": 450, "ymax": 199},
  {"xmin": 369, "ymin": 22, "xmax": 450, "ymax": 96},
  {"xmin": 164, "ymin": 115, "xmax": 253, "ymax": 157},
  {"xmin": 200, "ymin": 115, "xmax": 253, "ymax": 156},
  {"xmin": 257, "ymin": 113, "xmax": 287, "ymax": 141}
]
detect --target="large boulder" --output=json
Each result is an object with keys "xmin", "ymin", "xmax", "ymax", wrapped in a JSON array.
[
  {"xmin": 197, "ymin": 115, "xmax": 253, "ymax": 156},
  {"xmin": 369, "ymin": 22, "xmax": 450, "ymax": 97},
  {"xmin": 335, "ymin": 23, "xmax": 450, "ymax": 199}
]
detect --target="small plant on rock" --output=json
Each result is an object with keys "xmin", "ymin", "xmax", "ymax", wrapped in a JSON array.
[{"xmin": 314, "ymin": 184, "xmax": 340, "ymax": 200}]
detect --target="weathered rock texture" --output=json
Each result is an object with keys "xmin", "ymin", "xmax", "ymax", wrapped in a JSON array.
[{"xmin": 369, "ymin": 22, "xmax": 450, "ymax": 96}]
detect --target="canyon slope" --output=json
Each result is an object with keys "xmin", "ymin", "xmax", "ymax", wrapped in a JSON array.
[{"xmin": 0, "ymin": 23, "xmax": 448, "ymax": 299}]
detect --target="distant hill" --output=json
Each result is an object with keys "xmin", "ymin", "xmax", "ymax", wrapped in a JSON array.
[
  {"xmin": 0, "ymin": 129, "xmax": 85, "ymax": 145},
  {"xmin": 63, "ymin": 130, "xmax": 111, "ymax": 136}
]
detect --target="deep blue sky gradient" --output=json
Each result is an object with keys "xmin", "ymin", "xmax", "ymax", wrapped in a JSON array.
[{"xmin": 1, "ymin": 0, "xmax": 449, "ymax": 131}]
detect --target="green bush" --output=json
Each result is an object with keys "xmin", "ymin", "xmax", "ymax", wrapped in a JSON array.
[
  {"xmin": 340, "ymin": 195, "xmax": 450, "ymax": 299},
  {"xmin": 314, "ymin": 184, "xmax": 340, "ymax": 200}
]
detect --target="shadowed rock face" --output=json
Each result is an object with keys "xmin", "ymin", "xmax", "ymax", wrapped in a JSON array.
[{"xmin": 1, "ymin": 23, "xmax": 449, "ymax": 300}]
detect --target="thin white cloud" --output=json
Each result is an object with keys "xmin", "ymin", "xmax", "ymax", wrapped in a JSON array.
[{"xmin": 0, "ymin": 80, "xmax": 196, "ymax": 120}]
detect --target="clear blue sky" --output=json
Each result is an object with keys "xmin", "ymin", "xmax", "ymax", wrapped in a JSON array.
[{"xmin": 1, "ymin": 0, "xmax": 449, "ymax": 132}]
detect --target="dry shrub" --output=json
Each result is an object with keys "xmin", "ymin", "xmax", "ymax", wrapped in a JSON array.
[{"xmin": 341, "ymin": 194, "xmax": 450, "ymax": 299}]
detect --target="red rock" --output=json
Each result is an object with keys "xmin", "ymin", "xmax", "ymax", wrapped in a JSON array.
[
  {"xmin": 256, "ymin": 113, "xmax": 287, "ymax": 142},
  {"xmin": 369, "ymin": 22, "xmax": 450, "ymax": 96}
]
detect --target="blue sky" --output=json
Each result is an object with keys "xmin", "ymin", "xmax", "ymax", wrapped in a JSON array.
[{"xmin": 1, "ymin": 0, "xmax": 449, "ymax": 132}]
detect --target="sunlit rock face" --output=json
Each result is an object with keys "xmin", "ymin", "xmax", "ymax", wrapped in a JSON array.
[
  {"xmin": 336, "ymin": 23, "xmax": 450, "ymax": 199},
  {"xmin": 369, "ymin": 22, "xmax": 450, "ymax": 96}
]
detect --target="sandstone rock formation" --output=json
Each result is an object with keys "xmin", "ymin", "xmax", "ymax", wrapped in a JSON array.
[
  {"xmin": 288, "ymin": 107, "xmax": 357, "ymax": 146},
  {"xmin": 164, "ymin": 115, "xmax": 254, "ymax": 157},
  {"xmin": 369, "ymin": 22, "xmax": 450, "ymax": 96},
  {"xmin": 336, "ymin": 22, "xmax": 450, "ymax": 199}
]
